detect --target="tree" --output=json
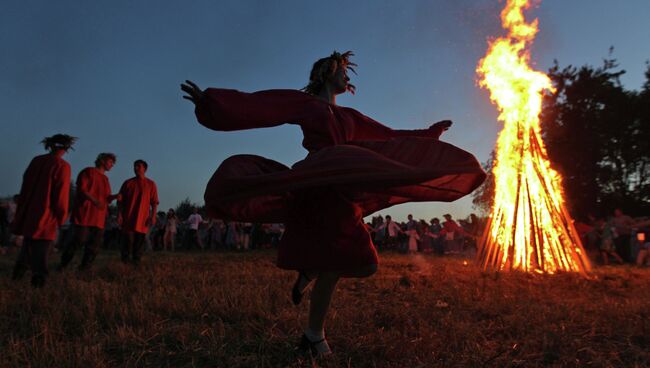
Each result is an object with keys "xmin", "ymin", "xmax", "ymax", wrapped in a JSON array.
[
  {"xmin": 174, "ymin": 197, "xmax": 202, "ymax": 220},
  {"xmin": 540, "ymin": 55, "xmax": 650, "ymax": 218}
]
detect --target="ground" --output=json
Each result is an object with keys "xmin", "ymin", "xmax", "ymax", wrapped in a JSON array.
[{"xmin": 0, "ymin": 250, "xmax": 648, "ymax": 367}]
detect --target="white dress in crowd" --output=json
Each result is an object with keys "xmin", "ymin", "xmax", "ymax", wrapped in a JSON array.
[{"xmin": 407, "ymin": 229, "xmax": 420, "ymax": 252}]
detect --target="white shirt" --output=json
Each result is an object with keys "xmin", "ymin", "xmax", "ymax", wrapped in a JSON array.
[
  {"xmin": 187, "ymin": 213, "xmax": 203, "ymax": 230},
  {"xmin": 378, "ymin": 221, "xmax": 401, "ymax": 237}
]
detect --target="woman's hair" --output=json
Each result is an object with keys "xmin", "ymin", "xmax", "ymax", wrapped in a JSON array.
[
  {"xmin": 167, "ymin": 209, "xmax": 176, "ymax": 219},
  {"xmin": 95, "ymin": 152, "xmax": 116, "ymax": 167},
  {"xmin": 302, "ymin": 51, "xmax": 357, "ymax": 96},
  {"xmin": 41, "ymin": 134, "xmax": 77, "ymax": 152}
]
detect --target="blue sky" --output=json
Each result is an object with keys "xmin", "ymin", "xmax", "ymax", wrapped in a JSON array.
[{"xmin": 1, "ymin": 0, "xmax": 648, "ymax": 222}]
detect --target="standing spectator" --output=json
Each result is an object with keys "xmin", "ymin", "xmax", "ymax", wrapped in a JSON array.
[
  {"xmin": 239, "ymin": 222, "xmax": 252, "ymax": 250},
  {"xmin": 269, "ymin": 223, "xmax": 283, "ymax": 248},
  {"xmin": 418, "ymin": 219, "xmax": 431, "ymax": 252},
  {"xmin": 406, "ymin": 223, "xmax": 420, "ymax": 253},
  {"xmin": 635, "ymin": 228, "xmax": 650, "ymax": 267},
  {"xmin": 612, "ymin": 208, "xmax": 635, "ymax": 262},
  {"xmin": 117, "ymin": 160, "xmax": 159, "ymax": 266},
  {"xmin": 599, "ymin": 217, "xmax": 624, "ymax": 265},
  {"xmin": 428, "ymin": 218, "xmax": 444, "ymax": 255},
  {"xmin": 185, "ymin": 207, "xmax": 204, "ymax": 250},
  {"xmin": 225, "ymin": 221, "xmax": 239, "ymax": 249},
  {"xmin": 441, "ymin": 214, "xmax": 464, "ymax": 254},
  {"xmin": 11, "ymin": 134, "xmax": 75, "ymax": 287},
  {"xmin": 405, "ymin": 214, "xmax": 417, "ymax": 231},
  {"xmin": 207, "ymin": 218, "xmax": 224, "ymax": 249},
  {"xmin": 59, "ymin": 153, "xmax": 119, "ymax": 271},
  {"xmin": 372, "ymin": 216, "xmax": 385, "ymax": 248},
  {"xmin": 153, "ymin": 211, "xmax": 166, "ymax": 250},
  {"xmin": 163, "ymin": 208, "xmax": 179, "ymax": 251},
  {"xmin": 375, "ymin": 215, "xmax": 402, "ymax": 250}
]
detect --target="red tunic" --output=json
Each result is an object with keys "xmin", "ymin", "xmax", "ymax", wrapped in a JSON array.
[
  {"xmin": 118, "ymin": 177, "xmax": 159, "ymax": 234},
  {"xmin": 195, "ymin": 88, "xmax": 486, "ymax": 271},
  {"xmin": 11, "ymin": 153, "xmax": 71, "ymax": 241},
  {"xmin": 71, "ymin": 167, "xmax": 111, "ymax": 229}
]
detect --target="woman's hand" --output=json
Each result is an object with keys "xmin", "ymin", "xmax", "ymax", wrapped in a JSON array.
[
  {"xmin": 426, "ymin": 120, "xmax": 453, "ymax": 139},
  {"xmin": 429, "ymin": 120, "xmax": 453, "ymax": 131},
  {"xmin": 181, "ymin": 80, "xmax": 205, "ymax": 106}
]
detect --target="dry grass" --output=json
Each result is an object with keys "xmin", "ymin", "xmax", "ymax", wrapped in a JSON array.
[{"xmin": 0, "ymin": 250, "xmax": 648, "ymax": 367}]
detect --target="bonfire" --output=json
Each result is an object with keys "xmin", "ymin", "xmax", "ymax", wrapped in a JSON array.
[{"xmin": 476, "ymin": 0, "xmax": 591, "ymax": 274}]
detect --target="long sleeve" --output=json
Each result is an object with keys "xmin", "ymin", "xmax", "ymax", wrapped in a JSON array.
[
  {"xmin": 195, "ymin": 88, "xmax": 319, "ymax": 132},
  {"xmin": 52, "ymin": 162, "xmax": 71, "ymax": 225},
  {"xmin": 344, "ymin": 107, "xmax": 444, "ymax": 142}
]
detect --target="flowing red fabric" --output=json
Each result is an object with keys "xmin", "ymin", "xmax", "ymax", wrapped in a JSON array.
[
  {"xmin": 195, "ymin": 88, "xmax": 486, "ymax": 270},
  {"xmin": 118, "ymin": 177, "xmax": 159, "ymax": 234},
  {"xmin": 71, "ymin": 167, "xmax": 112, "ymax": 229},
  {"xmin": 11, "ymin": 154, "xmax": 71, "ymax": 241}
]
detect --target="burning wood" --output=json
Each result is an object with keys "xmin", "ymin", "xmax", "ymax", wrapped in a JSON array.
[{"xmin": 476, "ymin": 0, "xmax": 591, "ymax": 274}]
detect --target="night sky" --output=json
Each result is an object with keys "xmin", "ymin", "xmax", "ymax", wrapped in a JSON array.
[{"xmin": 1, "ymin": 0, "xmax": 648, "ymax": 222}]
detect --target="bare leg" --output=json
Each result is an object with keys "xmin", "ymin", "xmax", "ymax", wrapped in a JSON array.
[{"xmin": 308, "ymin": 271, "xmax": 340, "ymax": 333}]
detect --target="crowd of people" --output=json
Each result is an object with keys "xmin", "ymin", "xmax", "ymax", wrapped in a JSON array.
[
  {"xmin": 575, "ymin": 209, "xmax": 650, "ymax": 267},
  {"xmin": 1, "ymin": 141, "xmax": 648, "ymax": 289}
]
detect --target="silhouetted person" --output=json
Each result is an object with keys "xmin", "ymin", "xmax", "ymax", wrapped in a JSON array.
[
  {"xmin": 59, "ymin": 153, "xmax": 119, "ymax": 271},
  {"xmin": 117, "ymin": 160, "xmax": 158, "ymax": 266},
  {"xmin": 181, "ymin": 50, "xmax": 485, "ymax": 354},
  {"xmin": 12, "ymin": 134, "xmax": 75, "ymax": 287}
]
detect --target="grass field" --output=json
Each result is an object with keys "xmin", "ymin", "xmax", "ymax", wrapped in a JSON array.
[{"xmin": 0, "ymin": 250, "xmax": 648, "ymax": 367}]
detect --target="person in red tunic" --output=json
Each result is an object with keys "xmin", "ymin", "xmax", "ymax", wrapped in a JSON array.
[
  {"xmin": 117, "ymin": 159, "xmax": 159, "ymax": 266},
  {"xmin": 181, "ymin": 51, "xmax": 486, "ymax": 354},
  {"xmin": 11, "ymin": 134, "xmax": 75, "ymax": 288},
  {"xmin": 59, "ymin": 153, "xmax": 119, "ymax": 271}
]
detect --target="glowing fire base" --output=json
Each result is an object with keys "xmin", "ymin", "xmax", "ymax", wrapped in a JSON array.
[{"xmin": 476, "ymin": 129, "xmax": 592, "ymax": 274}]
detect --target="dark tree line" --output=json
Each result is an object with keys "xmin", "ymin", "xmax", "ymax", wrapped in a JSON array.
[{"xmin": 474, "ymin": 53, "xmax": 650, "ymax": 219}]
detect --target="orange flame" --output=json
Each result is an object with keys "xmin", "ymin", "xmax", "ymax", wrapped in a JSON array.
[{"xmin": 476, "ymin": 0, "xmax": 590, "ymax": 274}]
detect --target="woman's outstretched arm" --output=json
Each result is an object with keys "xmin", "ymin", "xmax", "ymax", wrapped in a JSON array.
[
  {"xmin": 181, "ymin": 80, "xmax": 317, "ymax": 132},
  {"xmin": 346, "ymin": 107, "xmax": 452, "ymax": 141}
]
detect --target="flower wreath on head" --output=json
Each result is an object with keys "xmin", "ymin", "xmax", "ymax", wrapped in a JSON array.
[
  {"xmin": 303, "ymin": 50, "xmax": 357, "ymax": 95},
  {"xmin": 41, "ymin": 134, "xmax": 77, "ymax": 152}
]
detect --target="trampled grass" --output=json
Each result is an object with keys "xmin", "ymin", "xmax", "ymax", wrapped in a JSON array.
[{"xmin": 0, "ymin": 250, "xmax": 648, "ymax": 367}]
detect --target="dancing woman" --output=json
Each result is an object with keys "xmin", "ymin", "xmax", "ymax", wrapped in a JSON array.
[{"xmin": 181, "ymin": 51, "xmax": 485, "ymax": 354}]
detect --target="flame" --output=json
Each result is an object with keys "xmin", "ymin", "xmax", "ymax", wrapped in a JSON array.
[{"xmin": 476, "ymin": 0, "xmax": 590, "ymax": 274}]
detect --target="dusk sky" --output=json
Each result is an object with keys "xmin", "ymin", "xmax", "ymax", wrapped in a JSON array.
[{"xmin": 1, "ymin": 0, "xmax": 648, "ymax": 222}]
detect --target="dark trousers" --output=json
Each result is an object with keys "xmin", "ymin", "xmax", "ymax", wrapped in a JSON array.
[
  {"xmin": 121, "ymin": 231, "xmax": 145, "ymax": 265},
  {"xmin": 60, "ymin": 225, "xmax": 104, "ymax": 270},
  {"xmin": 616, "ymin": 234, "xmax": 632, "ymax": 262},
  {"xmin": 0, "ymin": 220, "xmax": 9, "ymax": 247},
  {"xmin": 12, "ymin": 238, "xmax": 51, "ymax": 288},
  {"xmin": 185, "ymin": 229, "xmax": 200, "ymax": 250}
]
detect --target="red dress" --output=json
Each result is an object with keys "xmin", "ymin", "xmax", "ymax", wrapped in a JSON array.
[
  {"xmin": 71, "ymin": 167, "xmax": 111, "ymax": 229},
  {"xmin": 11, "ymin": 154, "xmax": 71, "ymax": 241},
  {"xmin": 195, "ymin": 89, "xmax": 486, "ymax": 271}
]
